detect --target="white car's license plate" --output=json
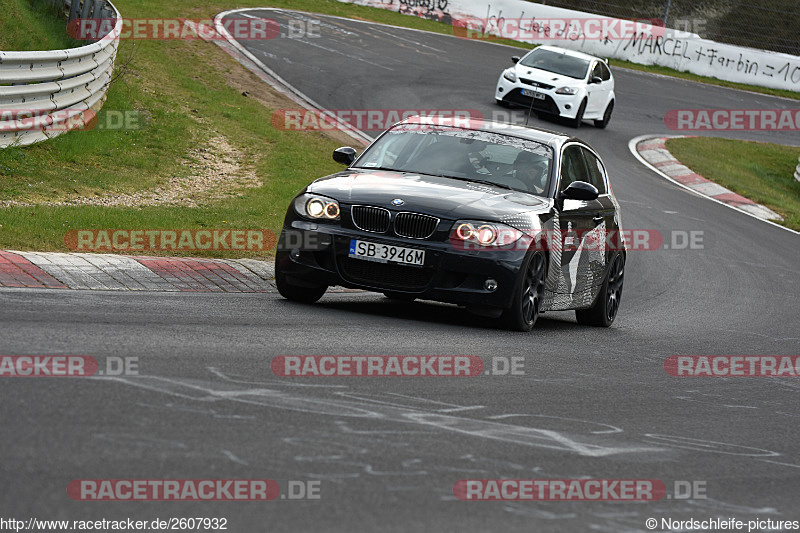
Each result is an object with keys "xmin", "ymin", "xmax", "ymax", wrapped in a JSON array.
[
  {"xmin": 349, "ymin": 239, "xmax": 425, "ymax": 266},
  {"xmin": 522, "ymin": 89, "xmax": 545, "ymax": 99}
]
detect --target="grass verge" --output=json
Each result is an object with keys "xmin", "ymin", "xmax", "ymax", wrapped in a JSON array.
[
  {"xmin": 1, "ymin": 0, "xmax": 798, "ymax": 258},
  {"xmin": 0, "ymin": 0, "xmax": 81, "ymax": 50},
  {"xmin": 0, "ymin": 1, "xmax": 367, "ymax": 258},
  {"xmin": 665, "ymin": 137, "xmax": 800, "ymax": 230}
]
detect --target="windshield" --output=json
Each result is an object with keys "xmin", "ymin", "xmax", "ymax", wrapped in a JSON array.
[
  {"xmin": 352, "ymin": 125, "xmax": 554, "ymax": 196},
  {"xmin": 519, "ymin": 48, "xmax": 591, "ymax": 79}
]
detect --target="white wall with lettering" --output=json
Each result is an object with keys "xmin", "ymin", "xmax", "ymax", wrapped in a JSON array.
[{"xmin": 338, "ymin": 0, "xmax": 800, "ymax": 92}]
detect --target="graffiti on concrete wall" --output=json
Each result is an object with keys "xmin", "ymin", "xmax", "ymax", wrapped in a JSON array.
[{"xmin": 338, "ymin": 0, "xmax": 800, "ymax": 92}]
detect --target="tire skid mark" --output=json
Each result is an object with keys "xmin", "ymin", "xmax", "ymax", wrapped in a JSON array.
[{"xmin": 101, "ymin": 373, "xmax": 664, "ymax": 458}]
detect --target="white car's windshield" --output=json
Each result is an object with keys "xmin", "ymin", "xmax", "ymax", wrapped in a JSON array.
[
  {"xmin": 353, "ymin": 125, "xmax": 554, "ymax": 196},
  {"xmin": 520, "ymin": 48, "xmax": 591, "ymax": 80}
]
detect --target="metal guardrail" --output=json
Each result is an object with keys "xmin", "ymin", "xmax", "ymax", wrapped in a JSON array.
[
  {"xmin": 0, "ymin": 0, "xmax": 122, "ymax": 148},
  {"xmin": 794, "ymin": 156, "xmax": 800, "ymax": 184}
]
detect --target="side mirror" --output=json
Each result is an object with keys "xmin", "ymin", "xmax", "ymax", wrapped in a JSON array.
[
  {"xmin": 590, "ymin": 76, "xmax": 603, "ymax": 84},
  {"xmin": 333, "ymin": 146, "xmax": 357, "ymax": 165},
  {"xmin": 561, "ymin": 181, "xmax": 599, "ymax": 201},
  {"xmin": 511, "ymin": 56, "xmax": 520, "ymax": 64}
]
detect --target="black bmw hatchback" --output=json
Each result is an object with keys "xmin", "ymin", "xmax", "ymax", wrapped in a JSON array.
[{"xmin": 275, "ymin": 117, "xmax": 625, "ymax": 331}]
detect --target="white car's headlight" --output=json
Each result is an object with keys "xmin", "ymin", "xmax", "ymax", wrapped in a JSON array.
[
  {"xmin": 294, "ymin": 193, "xmax": 340, "ymax": 221},
  {"xmin": 555, "ymin": 87, "xmax": 579, "ymax": 95},
  {"xmin": 503, "ymin": 69, "xmax": 517, "ymax": 83}
]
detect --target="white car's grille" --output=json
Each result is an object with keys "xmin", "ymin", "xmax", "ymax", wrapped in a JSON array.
[{"xmin": 519, "ymin": 78, "xmax": 554, "ymax": 90}]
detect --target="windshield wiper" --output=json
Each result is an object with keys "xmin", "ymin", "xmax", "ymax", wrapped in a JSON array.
[
  {"xmin": 353, "ymin": 166, "xmax": 402, "ymax": 172},
  {"xmin": 432, "ymin": 174, "xmax": 515, "ymax": 191},
  {"xmin": 390, "ymin": 170, "xmax": 518, "ymax": 192},
  {"xmin": 467, "ymin": 178, "xmax": 514, "ymax": 190}
]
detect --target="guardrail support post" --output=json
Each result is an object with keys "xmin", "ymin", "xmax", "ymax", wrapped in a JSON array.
[
  {"xmin": 80, "ymin": 0, "xmax": 93, "ymax": 23},
  {"xmin": 91, "ymin": 0, "xmax": 104, "ymax": 18},
  {"xmin": 68, "ymin": 0, "xmax": 81, "ymax": 21}
]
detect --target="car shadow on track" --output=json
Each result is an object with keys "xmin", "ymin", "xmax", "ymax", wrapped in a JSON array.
[
  {"xmin": 280, "ymin": 296, "xmax": 584, "ymax": 332},
  {"xmin": 502, "ymin": 107, "xmax": 581, "ymax": 132}
]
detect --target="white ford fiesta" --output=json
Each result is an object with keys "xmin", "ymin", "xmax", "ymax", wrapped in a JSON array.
[{"xmin": 495, "ymin": 45, "xmax": 615, "ymax": 129}]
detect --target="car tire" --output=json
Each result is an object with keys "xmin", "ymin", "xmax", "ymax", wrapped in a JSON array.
[
  {"xmin": 575, "ymin": 252, "xmax": 624, "ymax": 327},
  {"xmin": 570, "ymin": 100, "xmax": 586, "ymax": 129},
  {"xmin": 501, "ymin": 251, "xmax": 547, "ymax": 332},
  {"xmin": 275, "ymin": 262, "xmax": 327, "ymax": 303},
  {"xmin": 594, "ymin": 100, "xmax": 614, "ymax": 129}
]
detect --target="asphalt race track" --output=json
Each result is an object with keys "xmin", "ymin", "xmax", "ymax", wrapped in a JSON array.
[{"xmin": 1, "ymin": 9, "xmax": 799, "ymax": 532}]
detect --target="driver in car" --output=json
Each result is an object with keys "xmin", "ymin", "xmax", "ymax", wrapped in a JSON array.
[{"xmin": 500, "ymin": 151, "xmax": 548, "ymax": 194}]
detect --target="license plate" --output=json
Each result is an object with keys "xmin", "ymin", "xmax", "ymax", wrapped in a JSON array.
[
  {"xmin": 349, "ymin": 239, "xmax": 425, "ymax": 266},
  {"xmin": 522, "ymin": 89, "xmax": 545, "ymax": 99}
]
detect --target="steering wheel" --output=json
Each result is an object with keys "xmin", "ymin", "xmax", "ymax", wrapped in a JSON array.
[
  {"xmin": 469, "ymin": 153, "xmax": 494, "ymax": 176},
  {"xmin": 495, "ymin": 173, "xmax": 531, "ymax": 191}
]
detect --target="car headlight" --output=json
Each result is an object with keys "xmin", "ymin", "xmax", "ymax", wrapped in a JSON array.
[
  {"xmin": 555, "ymin": 87, "xmax": 579, "ymax": 95},
  {"xmin": 451, "ymin": 220, "xmax": 524, "ymax": 247},
  {"xmin": 503, "ymin": 69, "xmax": 517, "ymax": 83},
  {"xmin": 294, "ymin": 193, "xmax": 340, "ymax": 221}
]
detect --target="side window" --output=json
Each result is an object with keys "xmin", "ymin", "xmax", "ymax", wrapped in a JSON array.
[
  {"xmin": 581, "ymin": 148, "xmax": 607, "ymax": 194},
  {"xmin": 599, "ymin": 62, "xmax": 611, "ymax": 81},
  {"xmin": 559, "ymin": 145, "xmax": 588, "ymax": 191},
  {"xmin": 591, "ymin": 62, "xmax": 603, "ymax": 80}
]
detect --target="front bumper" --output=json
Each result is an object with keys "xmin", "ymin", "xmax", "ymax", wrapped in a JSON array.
[
  {"xmin": 495, "ymin": 75, "xmax": 582, "ymax": 119},
  {"xmin": 276, "ymin": 220, "xmax": 530, "ymax": 309}
]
